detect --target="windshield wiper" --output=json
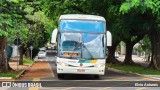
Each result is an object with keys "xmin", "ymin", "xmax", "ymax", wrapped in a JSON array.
[
  {"xmin": 80, "ymin": 43, "xmax": 94, "ymax": 59},
  {"xmin": 73, "ymin": 42, "xmax": 81, "ymax": 51}
]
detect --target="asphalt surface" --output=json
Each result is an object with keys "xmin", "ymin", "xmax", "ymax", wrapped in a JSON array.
[
  {"xmin": 37, "ymin": 50, "xmax": 160, "ymax": 89},
  {"xmin": 2, "ymin": 50, "xmax": 159, "ymax": 90}
]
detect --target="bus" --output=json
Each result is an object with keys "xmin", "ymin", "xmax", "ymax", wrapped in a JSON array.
[{"xmin": 55, "ymin": 14, "xmax": 112, "ymax": 78}]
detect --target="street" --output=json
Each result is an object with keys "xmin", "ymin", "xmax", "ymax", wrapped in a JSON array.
[{"xmin": 5, "ymin": 50, "xmax": 156, "ymax": 90}]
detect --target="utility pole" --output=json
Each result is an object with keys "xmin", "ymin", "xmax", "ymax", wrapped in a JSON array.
[
  {"xmin": 29, "ymin": 45, "xmax": 33, "ymax": 60},
  {"xmin": 16, "ymin": 38, "xmax": 19, "ymax": 70}
]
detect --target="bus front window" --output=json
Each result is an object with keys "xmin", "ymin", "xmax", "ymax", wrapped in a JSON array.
[
  {"xmin": 59, "ymin": 33, "xmax": 105, "ymax": 59},
  {"xmin": 59, "ymin": 33, "xmax": 82, "ymax": 58},
  {"xmin": 82, "ymin": 34, "xmax": 105, "ymax": 59}
]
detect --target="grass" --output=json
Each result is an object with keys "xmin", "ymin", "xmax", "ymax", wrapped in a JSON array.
[
  {"xmin": 107, "ymin": 63, "xmax": 160, "ymax": 75},
  {"xmin": 0, "ymin": 58, "xmax": 34, "ymax": 79},
  {"xmin": 23, "ymin": 58, "xmax": 35, "ymax": 65},
  {"xmin": 0, "ymin": 73, "xmax": 17, "ymax": 78},
  {"xmin": 0, "ymin": 69, "xmax": 24, "ymax": 79}
]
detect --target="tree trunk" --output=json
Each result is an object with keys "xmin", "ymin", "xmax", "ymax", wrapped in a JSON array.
[
  {"xmin": 146, "ymin": 33, "xmax": 155, "ymax": 68},
  {"xmin": 123, "ymin": 42, "xmax": 134, "ymax": 65},
  {"xmin": 146, "ymin": 29, "xmax": 160, "ymax": 70},
  {"xmin": 123, "ymin": 35, "xmax": 144, "ymax": 65},
  {"xmin": 26, "ymin": 48, "xmax": 30, "ymax": 59},
  {"xmin": 147, "ymin": 54, "xmax": 151, "ymax": 62},
  {"xmin": 0, "ymin": 24, "xmax": 9, "ymax": 72},
  {"xmin": 106, "ymin": 41, "xmax": 121, "ymax": 64},
  {"xmin": 146, "ymin": 53, "xmax": 154, "ymax": 69},
  {"xmin": 0, "ymin": 36, "xmax": 8, "ymax": 72},
  {"xmin": 19, "ymin": 44, "xmax": 24, "ymax": 65},
  {"xmin": 153, "ymin": 30, "xmax": 160, "ymax": 70}
]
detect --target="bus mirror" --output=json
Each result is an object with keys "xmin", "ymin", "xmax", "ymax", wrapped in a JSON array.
[
  {"xmin": 106, "ymin": 31, "xmax": 112, "ymax": 46},
  {"xmin": 51, "ymin": 28, "xmax": 58, "ymax": 43}
]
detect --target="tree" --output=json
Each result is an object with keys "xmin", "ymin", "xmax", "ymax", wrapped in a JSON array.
[
  {"xmin": 0, "ymin": 0, "xmax": 25, "ymax": 72},
  {"xmin": 118, "ymin": 13, "xmax": 147, "ymax": 65},
  {"xmin": 120, "ymin": 0, "xmax": 160, "ymax": 70},
  {"xmin": 23, "ymin": 2, "xmax": 55, "ymax": 59}
]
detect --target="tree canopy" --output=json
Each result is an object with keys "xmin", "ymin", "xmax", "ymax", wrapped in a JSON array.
[{"xmin": 1, "ymin": 0, "xmax": 160, "ymax": 72}]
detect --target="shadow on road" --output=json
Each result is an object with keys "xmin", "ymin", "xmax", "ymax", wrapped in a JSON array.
[{"xmin": 58, "ymin": 74, "xmax": 101, "ymax": 80}]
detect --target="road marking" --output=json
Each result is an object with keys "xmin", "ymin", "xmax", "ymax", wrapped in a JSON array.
[
  {"xmin": 48, "ymin": 63, "xmax": 55, "ymax": 78},
  {"xmin": 98, "ymin": 81, "xmax": 133, "ymax": 90},
  {"xmin": 29, "ymin": 78, "xmax": 40, "ymax": 90},
  {"xmin": 136, "ymin": 87, "xmax": 146, "ymax": 90},
  {"xmin": 33, "ymin": 78, "xmax": 40, "ymax": 81},
  {"xmin": 62, "ymin": 81, "xmax": 102, "ymax": 90},
  {"xmin": 140, "ymin": 75, "xmax": 160, "ymax": 81},
  {"xmin": 101, "ymin": 76, "xmax": 128, "ymax": 81},
  {"xmin": 55, "ymin": 77, "xmax": 129, "ymax": 90},
  {"xmin": 143, "ymin": 77, "xmax": 155, "ymax": 81},
  {"xmin": 97, "ymin": 87, "xmax": 112, "ymax": 90}
]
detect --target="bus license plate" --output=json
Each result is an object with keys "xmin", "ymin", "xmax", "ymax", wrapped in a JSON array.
[{"xmin": 77, "ymin": 69, "xmax": 85, "ymax": 72}]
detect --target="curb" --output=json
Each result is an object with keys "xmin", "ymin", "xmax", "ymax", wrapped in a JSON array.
[
  {"xmin": 108, "ymin": 67, "xmax": 160, "ymax": 80},
  {"xmin": 0, "ymin": 77, "xmax": 13, "ymax": 80},
  {"xmin": 15, "ymin": 63, "xmax": 34, "ymax": 79},
  {"xmin": 15, "ymin": 69, "xmax": 26, "ymax": 79},
  {"xmin": 0, "ymin": 63, "xmax": 34, "ymax": 80}
]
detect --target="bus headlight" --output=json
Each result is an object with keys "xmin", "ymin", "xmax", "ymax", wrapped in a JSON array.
[
  {"xmin": 57, "ymin": 62, "xmax": 68, "ymax": 66},
  {"xmin": 95, "ymin": 64, "xmax": 105, "ymax": 67}
]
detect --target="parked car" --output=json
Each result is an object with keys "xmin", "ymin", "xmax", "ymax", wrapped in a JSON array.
[{"xmin": 38, "ymin": 51, "xmax": 46, "ymax": 59}]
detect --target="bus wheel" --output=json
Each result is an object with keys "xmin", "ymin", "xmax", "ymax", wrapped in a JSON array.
[
  {"xmin": 57, "ymin": 74, "xmax": 64, "ymax": 79},
  {"xmin": 94, "ymin": 75, "xmax": 100, "ymax": 79}
]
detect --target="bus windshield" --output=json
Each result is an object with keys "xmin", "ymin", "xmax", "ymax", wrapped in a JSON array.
[
  {"xmin": 58, "ymin": 19, "xmax": 106, "ymax": 59},
  {"xmin": 59, "ymin": 33, "xmax": 105, "ymax": 59},
  {"xmin": 60, "ymin": 20, "xmax": 105, "ymax": 33}
]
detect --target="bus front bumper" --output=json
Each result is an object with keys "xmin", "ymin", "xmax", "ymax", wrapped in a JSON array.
[{"xmin": 57, "ymin": 65, "xmax": 105, "ymax": 75}]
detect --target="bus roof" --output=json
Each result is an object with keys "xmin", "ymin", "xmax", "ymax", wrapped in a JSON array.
[{"xmin": 60, "ymin": 14, "xmax": 106, "ymax": 21}]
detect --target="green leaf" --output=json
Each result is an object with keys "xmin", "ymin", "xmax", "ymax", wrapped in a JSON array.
[
  {"xmin": 120, "ymin": 3, "xmax": 131, "ymax": 13},
  {"xmin": 10, "ymin": 0, "xmax": 19, "ymax": 3},
  {"xmin": 0, "ymin": 29, "xmax": 8, "ymax": 36}
]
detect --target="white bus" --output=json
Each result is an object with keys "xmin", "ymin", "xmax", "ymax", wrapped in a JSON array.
[{"xmin": 55, "ymin": 14, "xmax": 112, "ymax": 78}]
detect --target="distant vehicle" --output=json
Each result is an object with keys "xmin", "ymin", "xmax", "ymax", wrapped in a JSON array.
[
  {"xmin": 39, "ymin": 47, "xmax": 46, "ymax": 51},
  {"xmin": 38, "ymin": 51, "xmax": 46, "ymax": 59},
  {"xmin": 53, "ymin": 14, "xmax": 112, "ymax": 79},
  {"xmin": 115, "ymin": 51, "xmax": 119, "ymax": 58},
  {"xmin": 47, "ymin": 46, "xmax": 52, "ymax": 50},
  {"xmin": 46, "ymin": 44, "xmax": 56, "ymax": 50},
  {"xmin": 51, "ymin": 28, "xmax": 58, "ymax": 50}
]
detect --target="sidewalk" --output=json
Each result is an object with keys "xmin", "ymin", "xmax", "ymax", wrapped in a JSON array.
[
  {"xmin": 9, "ymin": 62, "xmax": 30, "ymax": 70},
  {"xmin": 20, "ymin": 62, "xmax": 54, "ymax": 80},
  {"xmin": 117, "ymin": 55, "xmax": 150, "ymax": 67},
  {"xmin": 9, "ymin": 57, "xmax": 31, "ymax": 70}
]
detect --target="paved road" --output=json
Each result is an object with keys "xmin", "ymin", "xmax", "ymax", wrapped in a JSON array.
[
  {"xmin": 5, "ymin": 50, "xmax": 159, "ymax": 90},
  {"xmin": 35, "ymin": 50, "xmax": 57, "ymax": 62},
  {"xmin": 117, "ymin": 55, "xmax": 150, "ymax": 67}
]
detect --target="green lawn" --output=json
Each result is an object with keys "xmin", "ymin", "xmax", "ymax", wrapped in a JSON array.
[
  {"xmin": 0, "ymin": 73, "xmax": 16, "ymax": 78},
  {"xmin": 23, "ymin": 58, "xmax": 35, "ymax": 65},
  {"xmin": 0, "ymin": 58, "xmax": 34, "ymax": 79},
  {"xmin": 0, "ymin": 69, "xmax": 24, "ymax": 79},
  {"xmin": 107, "ymin": 64, "xmax": 160, "ymax": 75}
]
